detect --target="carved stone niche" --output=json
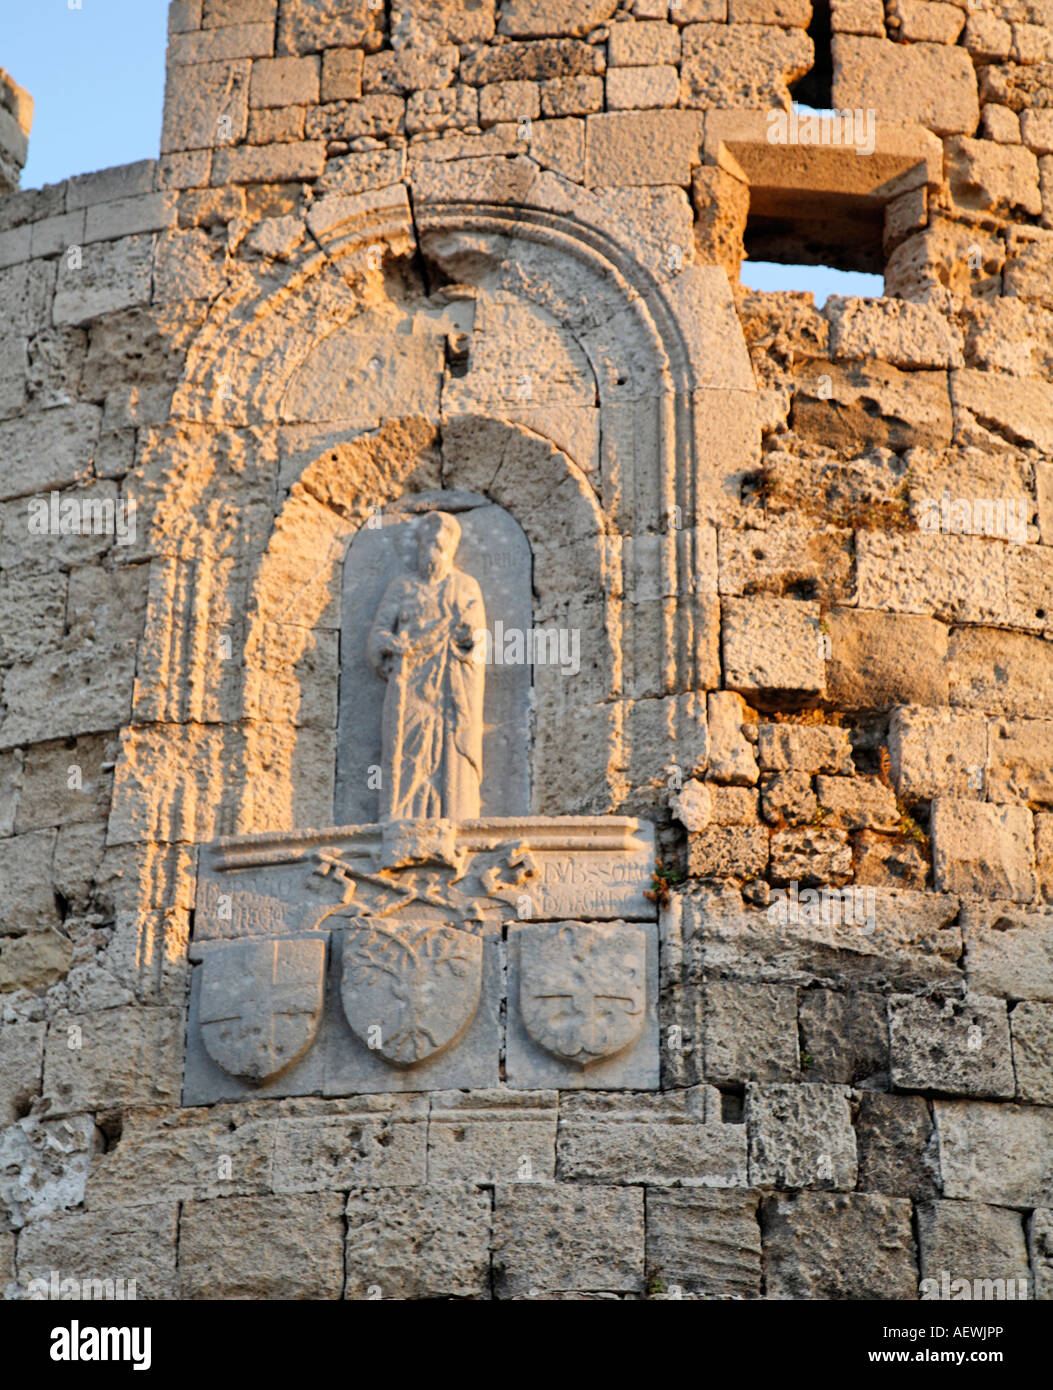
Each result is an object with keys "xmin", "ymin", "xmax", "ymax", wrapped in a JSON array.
[{"xmin": 184, "ymin": 486, "xmax": 658, "ymax": 1103}]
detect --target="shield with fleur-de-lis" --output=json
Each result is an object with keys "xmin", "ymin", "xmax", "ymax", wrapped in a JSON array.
[
  {"xmin": 519, "ymin": 921, "xmax": 646, "ymax": 1068},
  {"xmin": 199, "ymin": 938, "xmax": 325, "ymax": 1084},
  {"xmin": 340, "ymin": 920, "xmax": 482, "ymax": 1067}
]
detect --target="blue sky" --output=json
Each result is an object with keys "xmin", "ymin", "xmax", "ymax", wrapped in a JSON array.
[
  {"xmin": 2, "ymin": 0, "xmax": 168, "ymax": 190},
  {"xmin": 0, "ymin": 3, "xmax": 879, "ymax": 303}
]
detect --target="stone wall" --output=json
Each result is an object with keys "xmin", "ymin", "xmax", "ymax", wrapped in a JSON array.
[{"xmin": 1, "ymin": 0, "xmax": 1052, "ymax": 1300}]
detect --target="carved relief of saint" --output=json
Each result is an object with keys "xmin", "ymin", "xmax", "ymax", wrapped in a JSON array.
[{"xmin": 367, "ymin": 512, "xmax": 485, "ymax": 822}]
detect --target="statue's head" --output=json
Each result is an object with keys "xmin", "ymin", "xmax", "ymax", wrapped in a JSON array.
[{"xmin": 417, "ymin": 511, "xmax": 460, "ymax": 581}]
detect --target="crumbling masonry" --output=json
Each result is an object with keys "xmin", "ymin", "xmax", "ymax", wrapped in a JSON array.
[{"xmin": 1, "ymin": 0, "xmax": 1053, "ymax": 1300}]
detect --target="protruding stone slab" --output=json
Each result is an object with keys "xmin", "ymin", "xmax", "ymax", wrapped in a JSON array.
[{"xmin": 506, "ymin": 920, "xmax": 659, "ymax": 1089}]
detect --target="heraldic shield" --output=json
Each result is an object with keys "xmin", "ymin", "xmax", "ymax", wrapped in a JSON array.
[
  {"xmin": 199, "ymin": 938, "xmax": 325, "ymax": 1084},
  {"xmin": 341, "ymin": 921, "xmax": 483, "ymax": 1067},
  {"xmin": 520, "ymin": 922, "xmax": 646, "ymax": 1068}
]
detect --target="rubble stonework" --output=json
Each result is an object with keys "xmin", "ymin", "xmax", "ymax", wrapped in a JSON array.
[{"xmin": 0, "ymin": 0, "xmax": 1051, "ymax": 1301}]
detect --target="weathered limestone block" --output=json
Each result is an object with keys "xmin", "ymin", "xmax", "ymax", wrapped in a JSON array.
[
  {"xmin": 722, "ymin": 597, "xmax": 825, "ymax": 699},
  {"xmin": 84, "ymin": 191, "xmax": 176, "ymax": 246},
  {"xmin": 964, "ymin": 12, "xmax": 1012, "ymax": 60},
  {"xmin": 606, "ymin": 64, "xmax": 679, "ymax": 109},
  {"xmin": 0, "ymin": 829, "xmax": 60, "ymax": 936},
  {"xmin": 1030, "ymin": 1210, "xmax": 1053, "ymax": 1300},
  {"xmin": 609, "ymin": 19, "xmax": 680, "ymax": 66},
  {"xmin": 163, "ymin": 55, "xmax": 254, "ymax": 152},
  {"xmin": 1003, "ymin": 225, "xmax": 1053, "ymax": 312},
  {"xmin": 322, "ymin": 47, "xmax": 366, "ymax": 102},
  {"xmin": 0, "ymin": 643, "xmax": 136, "ymax": 750},
  {"xmin": 557, "ymin": 1088, "xmax": 748, "ymax": 1185},
  {"xmin": 687, "ymin": 882, "xmax": 962, "ymax": 991},
  {"xmin": 888, "ymin": 706, "xmax": 986, "ymax": 801},
  {"xmin": 884, "ymin": 221, "xmax": 1004, "ymax": 302},
  {"xmin": 917, "ymin": 1200, "xmax": 1031, "ymax": 1296},
  {"xmin": 709, "ymin": 785, "xmax": 760, "ymax": 824},
  {"xmin": 272, "ymin": 1097, "xmax": 428, "ymax": 1191},
  {"xmin": 895, "ymin": 0, "xmax": 963, "ymax": 43},
  {"xmin": 799, "ymin": 988, "xmax": 889, "ymax": 1086},
  {"xmin": 428, "ymin": 1090, "xmax": 557, "ymax": 1183},
  {"xmin": 792, "ymin": 361, "xmax": 953, "ymax": 453},
  {"xmin": 692, "ymin": 164, "xmax": 748, "ymax": 279},
  {"xmin": 499, "ymin": 0, "xmax": 616, "ymax": 39},
  {"xmin": 645, "ymin": 1189, "xmax": 761, "ymax": 1299},
  {"xmin": 541, "ymin": 74, "xmax": 604, "ymax": 116},
  {"xmin": 703, "ymin": 979, "xmax": 798, "ymax": 1083},
  {"xmin": 15, "ymin": 1203, "xmax": 179, "ymax": 1301},
  {"xmin": 825, "ymin": 295, "xmax": 964, "ymax": 370},
  {"xmin": 680, "ymin": 23, "xmax": 812, "ymax": 108},
  {"xmin": 814, "ymin": 776, "xmax": 898, "ymax": 831},
  {"xmin": 180, "ymin": 1192, "xmax": 344, "ymax": 1298},
  {"xmin": 832, "ymin": 36, "xmax": 978, "ymax": 134},
  {"xmin": 0, "ymin": 1020, "xmax": 45, "ymax": 1121},
  {"xmin": 0, "ymin": 929, "xmax": 72, "ymax": 993},
  {"xmin": 831, "ymin": 0, "xmax": 885, "ymax": 35},
  {"xmin": 0, "ymin": 401, "xmax": 99, "ymax": 501},
  {"xmin": 249, "ymin": 55, "xmax": 319, "ymax": 109},
  {"xmin": 770, "ymin": 827, "xmax": 852, "ymax": 885},
  {"xmin": 15, "ymin": 733, "xmax": 116, "ymax": 834},
  {"xmin": 964, "ymin": 902, "xmax": 1053, "ymax": 1002},
  {"xmin": 406, "ymin": 86, "xmax": 479, "ymax": 134},
  {"xmin": 931, "ymin": 799, "xmax": 1035, "ymax": 901},
  {"xmin": 935, "ymin": 1100, "xmax": 1053, "ymax": 1207},
  {"xmin": 855, "ymin": 1092, "xmax": 939, "ymax": 1199},
  {"xmin": 762, "ymin": 1192, "xmax": 917, "ymax": 1299},
  {"xmin": 1038, "ymin": 813, "xmax": 1053, "ymax": 903},
  {"xmin": 761, "ymin": 771, "xmax": 817, "ymax": 826},
  {"xmin": 857, "ymin": 532, "xmax": 1009, "ymax": 627},
  {"xmin": 1009, "ymin": 1001, "xmax": 1053, "ymax": 1104},
  {"xmin": 706, "ymin": 691, "xmax": 758, "ymax": 785},
  {"xmin": 951, "ymin": 368, "xmax": 1053, "ymax": 454},
  {"xmin": 42, "ymin": 1006, "xmax": 184, "ymax": 1114},
  {"xmin": 492, "ymin": 1184, "xmax": 644, "ymax": 1298},
  {"xmin": 460, "ymin": 38, "xmax": 602, "ymax": 84},
  {"xmin": 854, "ymin": 831, "xmax": 926, "ymax": 892},
  {"xmin": 987, "ymin": 718, "xmax": 1053, "ymax": 805},
  {"xmin": 0, "ymin": 260, "xmax": 54, "ymax": 338},
  {"xmin": 717, "ymin": 520, "xmax": 854, "ymax": 603},
  {"xmin": 0, "ymin": 1112, "xmax": 95, "ymax": 1229},
  {"xmin": 746, "ymin": 1083, "xmax": 857, "ymax": 1190},
  {"xmin": 688, "ymin": 825, "xmax": 770, "ymax": 878},
  {"xmin": 889, "ymin": 993, "xmax": 1015, "ymax": 1099},
  {"xmin": 947, "ymin": 136, "xmax": 1042, "ymax": 217},
  {"xmin": 756, "ymin": 723, "xmax": 854, "ymax": 775},
  {"xmin": 211, "ymin": 139, "xmax": 326, "ymax": 184},
  {"xmin": 276, "ymin": 0, "xmax": 383, "ymax": 55},
  {"xmin": 345, "ymin": 1185, "xmax": 491, "ymax": 1299},
  {"xmin": 585, "ymin": 109, "xmax": 705, "ymax": 186},
  {"xmin": 671, "ymin": 778, "xmax": 712, "ymax": 831},
  {"xmin": 84, "ymin": 1103, "xmax": 278, "ymax": 1209},
  {"xmin": 53, "ymin": 235, "xmax": 155, "ymax": 327},
  {"xmin": 948, "ymin": 627, "xmax": 1053, "ymax": 720}
]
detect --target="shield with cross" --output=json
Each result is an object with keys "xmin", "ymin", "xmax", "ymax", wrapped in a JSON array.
[
  {"xmin": 519, "ymin": 921, "xmax": 646, "ymax": 1068},
  {"xmin": 199, "ymin": 937, "xmax": 325, "ymax": 1084}
]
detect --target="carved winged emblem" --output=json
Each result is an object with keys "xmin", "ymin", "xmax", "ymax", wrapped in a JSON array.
[
  {"xmin": 519, "ymin": 922, "xmax": 646, "ymax": 1068},
  {"xmin": 340, "ymin": 921, "xmax": 482, "ymax": 1067},
  {"xmin": 199, "ymin": 938, "xmax": 325, "ymax": 1084}
]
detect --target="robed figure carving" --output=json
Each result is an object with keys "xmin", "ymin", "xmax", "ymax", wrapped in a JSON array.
[{"xmin": 367, "ymin": 512, "xmax": 485, "ymax": 822}]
